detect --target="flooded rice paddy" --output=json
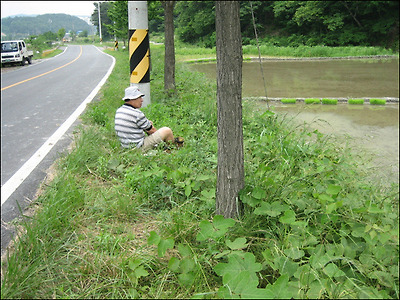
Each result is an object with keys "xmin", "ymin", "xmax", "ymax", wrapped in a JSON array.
[
  {"xmin": 191, "ymin": 58, "xmax": 399, "ymax": 98},
  {"xmin": 189, "ymin": 58, "xmax": 399, "ymax": 182}
]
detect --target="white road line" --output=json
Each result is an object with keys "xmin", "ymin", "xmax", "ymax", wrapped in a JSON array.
[{"xmin": 1, "ymin": 46, "xmax": 115, "ymax": 205}]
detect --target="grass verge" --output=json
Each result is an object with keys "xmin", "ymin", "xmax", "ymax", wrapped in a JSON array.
[{"xmin": 1, "ymin": 45, "xmax": 398, "ymax": 299}]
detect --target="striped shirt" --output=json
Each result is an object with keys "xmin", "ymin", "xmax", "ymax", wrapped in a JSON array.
[{"xmin": 114, "ymin": 103, "xmax": 152, "ymax": 148}]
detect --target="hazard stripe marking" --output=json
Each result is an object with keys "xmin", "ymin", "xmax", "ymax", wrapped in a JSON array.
[{"xmin": 129, "ymin": 29, "xmax": 150, "ymax": 83}]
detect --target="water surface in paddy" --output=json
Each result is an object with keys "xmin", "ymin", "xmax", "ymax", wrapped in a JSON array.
[
  {"xmin": 254, "ymin": 102, "xmax": 399, "ymax": 183},
  {"xmin": 190, "ymin": 58, "xmax": 399, "ymax": 98}
]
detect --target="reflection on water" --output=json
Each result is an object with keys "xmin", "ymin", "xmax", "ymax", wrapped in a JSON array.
[
  {"xmin": 190, "ymin": 58, "xmax": 399, "ymax": 98},
  {"xmin": 272, "ymin": 102, "xmax": 399, "ymax": 128},
  {"xmin": 258, "ymin": 101, "xmax": 399, "ymax": 183}
]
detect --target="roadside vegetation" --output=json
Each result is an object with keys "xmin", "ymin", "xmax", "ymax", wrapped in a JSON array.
[{"xmin": 1, "ymin": 44, "xmax": 398, "ymax": 299}]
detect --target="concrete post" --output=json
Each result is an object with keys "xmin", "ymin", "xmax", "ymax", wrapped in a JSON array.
[
  {"xmin": 128, "ymin": 1, "xmax": 151, "ymax": 106},
  {"xmin": 98, "ymin": 1, "xmax": 102, "ymax": 44}
]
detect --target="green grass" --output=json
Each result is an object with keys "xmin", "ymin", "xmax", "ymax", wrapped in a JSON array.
[
  {"xmin": 369, "ymin": 98, "xmax": 387, "ymax": 105},
  {"xmin": 322, "ymin": 98, "xmax": 338, "ymax": 105},
  {"xmin": 305, "ymin": 98, "xmax": 321, "ymax": 104},
  {"xmin": 1, "ymin": 46, "xmax": 398, "ymax": 299},
  {"xmin": 171, "ymin": 41, "xmax": 398, "ymax": 62},
  {"xmin": 348, "ymin": 98, "xmax": 365, "ymax": 105},
  {"xmin": 242, "ymin": 44, "xmax": 397, "ymax": 58}
]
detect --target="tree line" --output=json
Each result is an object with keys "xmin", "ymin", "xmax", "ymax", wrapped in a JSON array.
[{"xmin": 92, "ymin": 1, "xmax": 398, "ymax": 51}]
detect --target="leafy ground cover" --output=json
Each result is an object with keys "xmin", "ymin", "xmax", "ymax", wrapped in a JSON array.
[{"xmin": 1, "ymin": 45, "xmax": 398, "ymax": 299}]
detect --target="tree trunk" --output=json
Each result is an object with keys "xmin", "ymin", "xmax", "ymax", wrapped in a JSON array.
[
  {"xmin": 215, "ymin": 1, "xmax": 244, "ymax": 219},
  {"xmin": 163, "ymin": 1, "xmax": 176, "ymax": 93}
]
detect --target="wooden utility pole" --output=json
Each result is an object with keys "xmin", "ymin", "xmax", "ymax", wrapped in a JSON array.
[
  {"xmin": 128, "ymin": 1, "xmax": 151, "ymax": 106},
  {"xmin": 163, "ymin": 1, "xmax": 176, "ymax": 94},
  {"xmin": 215, "ymin": 1, "xmax": 244, "ymax": 219}
]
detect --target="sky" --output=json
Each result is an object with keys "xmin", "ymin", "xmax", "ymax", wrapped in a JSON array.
[{"xmin": 1, "ymin": 1, "xmax": 97, "ymax": 18}]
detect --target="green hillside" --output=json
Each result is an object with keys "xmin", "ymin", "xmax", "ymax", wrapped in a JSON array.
[{"xmin": 1, "ymin": 13, "xmax": 95, "ymax": 40}]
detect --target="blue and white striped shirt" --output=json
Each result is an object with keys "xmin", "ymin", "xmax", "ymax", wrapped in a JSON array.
[{"xmin": 114, "ymin": 104, "xmax": 152, "ymax": 148}]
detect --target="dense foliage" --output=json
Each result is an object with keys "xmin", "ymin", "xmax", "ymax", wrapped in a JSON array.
[
  {"xmin": 103, "ymin": 0, "xmax": 398, "ymax": 50},
  {"xmin": 104, "ymin": 0, "xmax": 128, "ymax": 43},
  {"xmin": 91, "ymin": 1, "xmax": 113, "ymax": 41},
  {"xmin": 2, "ymin": 1, "xmax": 398, "ymax": 51},
  {"xmin": 0, "ymin": 13, "xmax": 93, "ymax": 41},
  {"xmin": 173, "ymin": 1, "xmax": 399, "ymax": 50}
]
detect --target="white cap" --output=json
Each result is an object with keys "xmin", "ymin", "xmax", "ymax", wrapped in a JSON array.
[{"xmin": 122, "ymin": 86, "xmax": 145, "ymax": 101}]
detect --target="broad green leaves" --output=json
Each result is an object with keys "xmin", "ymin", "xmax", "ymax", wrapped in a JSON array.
[
  {"xmin": 147, "ymin": 188, "xmax": 399, "ymax": 300},
  {"xmin": 323, "ymin": 263, "xmax": 346, "ymax": 278},
  {"xmin": 254, "ymin": 201, "xmax": 288, "ymax": 217},
  {"xmin": 215, "ymin": 253, "xmax": 272, "ymax": 299},
  {"xmin": 217, "ymin": 272, "xmax": 274, "ymax": 299},
  {"xmin": 167, "ymin": 244, "xmax": 197, "ymax": 287},
  {"xmin": 127, "ymin": 259, "xmax": 149, "ymax": 286},
  {"xmin": 148, "ymin": 231, "xmax": 174, "ymax": 258},
  {"xmin": 284, "ymin": 247, "xmax": 305, "ymax": 260},
  {"xmin": 313, "ymin": 184, "xmax": 344, "ymax": 214},
  {"xmin": 196, "ymin": 215, "xmax": 236, "ymax": 241},
  {"xmin": 279, "ymin": 209, "xmax": 296, "ymax": 224},
  {"xmin": 216, "ymin": 253, "xmax": 294, "ymax": 299},
  {"xmin": 226, "ymin": 237, "xmax": 248, "ymax": 250},
  {"xmin": 215, "ymin": 253, "xmax": 262, "ymax": 281}
]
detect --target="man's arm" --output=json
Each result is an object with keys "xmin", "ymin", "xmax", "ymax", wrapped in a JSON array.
[{"xmin": 145, "ymin": 121, "xmax": 157, "ymax": 135}]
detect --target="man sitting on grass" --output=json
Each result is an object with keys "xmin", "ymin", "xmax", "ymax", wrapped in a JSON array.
[{"xmin": 115, "ymin": 86, "xmax": 182, "ymax": 151}]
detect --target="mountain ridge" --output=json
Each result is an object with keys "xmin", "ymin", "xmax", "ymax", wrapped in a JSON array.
[{"xmin": 1, "ymin": 13, "xmax": 95, "ymax": 40}]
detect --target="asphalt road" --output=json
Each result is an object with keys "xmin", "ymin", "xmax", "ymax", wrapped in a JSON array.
[{"xmin": 1, "ymin": 45, "xmax": 115, "ymax": 256}]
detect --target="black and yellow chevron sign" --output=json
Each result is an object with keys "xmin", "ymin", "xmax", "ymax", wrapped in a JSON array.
[{"xmin": 129, "ymin": 29, "xmax": 150, "ymax": 83}]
